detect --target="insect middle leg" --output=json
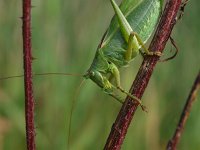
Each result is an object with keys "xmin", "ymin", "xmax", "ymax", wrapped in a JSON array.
[{"xmin": 108, "ymin": 63, "xmax": 147, "ymax": 111}]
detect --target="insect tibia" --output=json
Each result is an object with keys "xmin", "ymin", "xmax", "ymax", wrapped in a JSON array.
[
  {"xmin": 159, "ymin": 36, "xmax": 178, "ymax": 62},
  {"xmin": 178, "ymin": 0, "xmax": 189, "ymax": 20},
  {"xmin": 0, "ymin": 72, "xmax": 84, "ymax": 80},
  {"xmin": 116, "ymin": 86, "xmax": 148, "ymax": 112}
]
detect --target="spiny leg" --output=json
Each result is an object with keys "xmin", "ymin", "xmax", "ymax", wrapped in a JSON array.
[
  {"xmin": 125, "ymin": 33, "xmax": 135, "ymax": 61},
  {"xmin": 134, "ymin": 32, "xmax": 179, "ymax": 61},
  {"xmin": 125, "ymin": 32, "xmax": 161, "ymax": 63},
  {"xmin": 116, "ymin": 87, "xmax": 147, "ymax": 112},
  {"xmin": 130, "ymin": 31, "xmax": 162, "ymax": 56},
  {"xmin": 110, "ymin": 0, "xmax": 134, "ymax": 43},
  {"xmin": 177, "ymin": 0, "xmax": 189, "ymax": 20},
  {"xmin": 108, "ymin": 62, "xmax": 147, "ymax": 111},
  {"xmin": 108, "ymin": 93, "xmax": 123, "ymax": 104}
]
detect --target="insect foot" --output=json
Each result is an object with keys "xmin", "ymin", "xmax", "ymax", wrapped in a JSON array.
[
  {"xmin": 154, "ymin": 51, "xmax": 162, "ymax": 57},
  {"xmin": 146, "ymin": 51, "xmax": 162, "ymax": 57},
  {"xmin": 116, "ymin": 86, "xmax": 148, "ymax": 112},
  {"xmin": 102, "ymin": 79, "xmax": 113, "ymax": 92}
]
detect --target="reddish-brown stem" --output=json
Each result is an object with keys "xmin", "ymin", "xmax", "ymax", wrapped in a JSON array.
[
  {"xmin": 22, "ymin": 0, "xmax": 36, "ymax": 149},
  {"xmin": 104, "ymin": 0, "xmax": 182, "ymax": 149},
  {"xmin": 167, "ymin": 71, "xmax": 200, "ymax": 150}
]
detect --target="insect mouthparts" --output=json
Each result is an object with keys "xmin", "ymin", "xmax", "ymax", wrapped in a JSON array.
[{"xmin": 83, "ymin": 70, "xmax": 95, "ymax": 79}]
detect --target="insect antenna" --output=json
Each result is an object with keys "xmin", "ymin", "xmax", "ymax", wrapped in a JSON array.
[
  {"xmin": 0, "ymin": 72, "xmax": 83, "ymax": 80},
  {"xmin": 159, "ymin": 36, "xmax": 178, "ymax": 62},
  {"xmin": 67, "ymin": 78, "xmax": 86, "ymax": 149},
  {"xmin": 0, "ymin": 75, "xmax": 24, "ymax": 80}
]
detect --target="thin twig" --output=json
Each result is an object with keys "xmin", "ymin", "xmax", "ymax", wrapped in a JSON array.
[
  {"xmin": 104, "ymin": 0, "xmax": 182, "ymax": 149},
  {"xmin": 22, "ymin": 0, "xmax": 36, "ymax": 149},
  {"xmin": 167, "ymin": 71, "xmax": 200, "ymax": 150}
]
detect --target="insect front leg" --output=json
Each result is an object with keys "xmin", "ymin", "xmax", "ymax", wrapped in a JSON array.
[{"xmin": 102, "ymin": 76, "xmax": 113, "ymax": 91}]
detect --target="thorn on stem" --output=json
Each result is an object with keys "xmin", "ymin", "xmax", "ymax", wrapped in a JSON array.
[
  {"xmin": 31, "ymin": 5, "xmax": 36, "ymax": 8},
  {"xmin": 141, "ymin": 105, "xmax": 148, "ymax": 113},
  {"xmin": 31, "ymin": 56, "xmax": 37, "ymax": 60}
]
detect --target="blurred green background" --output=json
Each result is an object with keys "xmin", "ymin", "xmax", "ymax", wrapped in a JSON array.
[{"xmin": 0, "ymin": 0, "xmax": 199, "ymax": 149}]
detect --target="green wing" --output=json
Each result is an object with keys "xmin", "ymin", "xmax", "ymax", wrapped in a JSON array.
[{"xmin": 102, "ymin": 0, "xmax": 162, "ymax": 46}]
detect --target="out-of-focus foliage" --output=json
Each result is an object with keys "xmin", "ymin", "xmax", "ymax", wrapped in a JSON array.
[{"xmin": 0, "ymin": 0, "xmax": 199, "ymax": 150}]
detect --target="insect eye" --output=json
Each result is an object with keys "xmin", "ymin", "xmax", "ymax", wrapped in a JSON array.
[
  {"xmin": 90, "ymin": 71, "xmax": 95, "ymax": 76},
  {"xmin": 108, "ymin": 61, "xmax": 111, "ymax": 64}
]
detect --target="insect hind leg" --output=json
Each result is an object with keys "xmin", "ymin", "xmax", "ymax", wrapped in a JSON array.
[
  {"xmin": 125, "ymin": 32, "xmax": 135, "ymax": 61},
  {"xmin": 131, "ymin": 31, "xmax": 162, "ymax": 57}
]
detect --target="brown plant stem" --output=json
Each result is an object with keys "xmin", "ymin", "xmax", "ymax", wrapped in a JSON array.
[
  {"xmin": 167, "ymin": 71, "xmax": 200, "ymax": 150},
  {"xmin": 22, "ymin": 0, "xmax": 36, "ymax": 149},
  {"xmin": 104, "ymin": 0, "xmax": 182, "ymax": 149}
]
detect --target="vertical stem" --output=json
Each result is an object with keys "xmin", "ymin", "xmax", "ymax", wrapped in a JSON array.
[
  {"xmin": 22, "ymin": 0, "xmax": 36, "ymax": 149},
  {"xmin": 167, "ymin": 71, "xmax": 200, "ymax": 150},
  {"xmin": 104, "ymin": 0, "xmax": 182, "ymax": 149}
]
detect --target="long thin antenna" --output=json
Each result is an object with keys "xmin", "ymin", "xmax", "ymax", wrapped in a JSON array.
[
  {"xmin": 0, "ymin": 75, "xmax": 24, "ymax": 80},
  {"xmin": 34, "ymin": 72, "xmax": 83, "ymax": 77},
  {"xmin": 67, "ymin": 79, "xmax": 86, "ymax": 149},
  {"xmin": 0, "ymin": 72, "xmax": 83, "ymax": 80}
]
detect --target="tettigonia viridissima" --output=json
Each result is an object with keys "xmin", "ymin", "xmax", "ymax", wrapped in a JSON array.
[
  {"xmin": 83, "ymin": 0, "xmax": 162, "ymax": 110},
  {"xmin": 1, "ymin": 0, "xmax": 163, "ymax": 108},
  {"xmin": 0, "ymin": 0, "xmax": 167, "ymax": 148}
]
